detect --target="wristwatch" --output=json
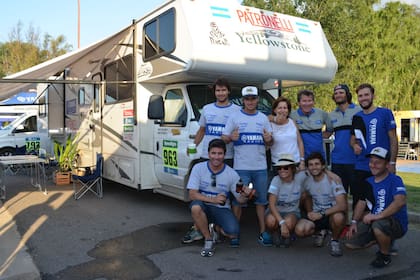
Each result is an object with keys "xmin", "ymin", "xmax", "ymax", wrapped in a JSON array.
[
  {"xmin": 320, "ymin": 210, "xmax": 326, "ymax": 217},
  {"xmin": 279, "ymin": 219, "xmax": 286, "ymax": 226}
]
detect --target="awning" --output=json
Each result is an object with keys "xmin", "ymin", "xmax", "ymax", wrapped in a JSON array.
[{"xmin": 0, "ymin": 24, "xmax": 134, "ymax": 100}]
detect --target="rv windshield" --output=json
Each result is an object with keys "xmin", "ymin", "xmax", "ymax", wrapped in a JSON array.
[{"xmin": 187, "ymin": 84, "xmax": 274, "ymax": 121}]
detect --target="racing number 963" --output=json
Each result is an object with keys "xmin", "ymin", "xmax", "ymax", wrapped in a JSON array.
[{"xmin": 163, "ymin": 149, "xmax": 177, "ymax": 167}]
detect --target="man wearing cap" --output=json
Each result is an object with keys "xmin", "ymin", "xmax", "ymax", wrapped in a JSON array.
[
  {"xmin": 350, "ymin": 83, "xmax": 398, "ymax": 208},
  {"xmin": 328, "ymin": 84, "xmax": 361, "ymax": 203},
  {"xmin": 346, "ymin": 147, "xmax": 408, "ymax": 268},
  {"xmin": 289, "ymin": 89, "xmax": 330, "ymax": 160},
  {"xmin": 222, "ymin": 85, "xmax": 274, "ymax": 246},
  {"xmin": 182, "ymin": 78, "xmax": 241, "ymax": 244},
  {"xmin": 295, "ymin": 152, "xmax": 347, "ymax": 257},
  {"xmin": 266, "ymin": 154, "xmax": 307, "ymax": 247}
]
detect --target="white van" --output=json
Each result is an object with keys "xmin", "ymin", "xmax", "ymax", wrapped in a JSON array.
[{"xmin": 0, "ymin": 112, "xmax": 51, "ymax": 156}]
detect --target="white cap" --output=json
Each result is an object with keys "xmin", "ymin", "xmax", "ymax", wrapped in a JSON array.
[
  {"xmin": 366, "ymin": 147, "xmax": 390, "ymax": 161},
  {"xmin": 242, "ymin": 86, "xmax": 258, "ymax": 97}
]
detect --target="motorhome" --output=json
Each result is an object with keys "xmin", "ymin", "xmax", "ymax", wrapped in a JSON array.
[{"xmin": 0, "ymin": 0, "xmax": 337, "ymax": 200}]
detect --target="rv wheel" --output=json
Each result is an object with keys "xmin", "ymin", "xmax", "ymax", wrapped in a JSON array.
[{"xmin": 0, "ymin": 147, "xmax": 15, "ymax": 156}]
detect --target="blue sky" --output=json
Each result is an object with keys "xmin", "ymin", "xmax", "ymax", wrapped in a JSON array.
[
  {"xmin": 0, "ymin": 0, "xmax": 166, "ymax": 49},
  {"xmin": 0, "ymin": 0, "xmax": 418, "ymax": 50}
]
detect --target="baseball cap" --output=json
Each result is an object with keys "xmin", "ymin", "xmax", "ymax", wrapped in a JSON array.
[
  {"xmin": 274, "ymin": 154, "xmax": 298, "ymax": 166},
  {"xmin": 366, "ymin": 147, "xmax": 390, "ymax": 161},
  {"xmin": 333, "ymin": 84, "xmax": 350, "ymax": 94},
  {"xmin": 242, "ymin": 86, "xmax": 258, "ymax": 97}
]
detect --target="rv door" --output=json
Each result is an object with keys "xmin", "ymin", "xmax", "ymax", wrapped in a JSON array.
[{"xmin": 152, "ymin": 85, "xmax": 199, "ymax": 199}]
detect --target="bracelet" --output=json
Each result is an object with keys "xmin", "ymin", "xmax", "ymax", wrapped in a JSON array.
[
  {"xmin": 279, "ymin": 219, "xmax": 285, "ymax": 226},
  {"xmin": 390, "ymin": 161, "xmax": 396, "ymax": 165},
  {"xmin": 300, "ymin": 157, "xmax": 305, "ymax": 161},
  {"xmin": 351, "ymin": 219, "xmax": 357, "ymax": 224}
]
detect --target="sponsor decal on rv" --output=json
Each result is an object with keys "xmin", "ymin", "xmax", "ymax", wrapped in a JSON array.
[{"xmin": 163, "ymin": 140, "xmax": 178, "ymax": 175}]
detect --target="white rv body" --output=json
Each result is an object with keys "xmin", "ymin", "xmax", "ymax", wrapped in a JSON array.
[{"xmin": 0, "ymin": 0, "xmax": 337, "ymax": 200}]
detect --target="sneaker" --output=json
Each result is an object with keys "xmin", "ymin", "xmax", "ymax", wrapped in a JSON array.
[
  {"xmin": 230, "ymin": 238, "xmax": 240, "ymax": 248},
  {"xmin": 375, "ymin": 241, "xmax": 398, "ymax": 256},
  {"xmin": 277, "ymin": 236, "xmax": 291, "ymax": 248},
  {"xmin": 329, "ymin": 240, "xmax": 343, "ymax": 257},
  {"xmin": 370, "ymin": 252, "xmax": 391, "ymax": 268},
  {"xmin": 313, "ymin": 229, "xmax": 327, "ymax": 247},
  {"xmin": 200, "ymin": 240, "xmax": 215, "ymax": 257},
  {"xmin": 258, "ymin": 231, "xmax": 273, "ymax": 247},
  {"xmin": 182, "ymin": 225, "xmax": 203, "ymax": 244}
]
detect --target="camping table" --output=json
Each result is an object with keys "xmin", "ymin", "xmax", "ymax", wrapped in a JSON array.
[{"xmin": 0, "ymin": 155, "xmax": 47, "ymax": 200}]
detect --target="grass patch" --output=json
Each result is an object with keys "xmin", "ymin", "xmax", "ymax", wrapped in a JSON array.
[{"xmin": 398, "ymin": 172, "xmax": 420, "ymax": 213}]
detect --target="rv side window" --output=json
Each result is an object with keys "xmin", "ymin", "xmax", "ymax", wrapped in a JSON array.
[
  {"xmin": 92, "ymin": 73, "xmax": 102, "ymax": 112},
  {"xmin": 94, "ymin": 85, "xmax": 100, "ymax": 112},
  {"xmin": 78, "ymin": 87, "xmax": 85, "ymax": 105},
  {"xmin": 104, "ymin": 55, "xmax": 134, "ymax": 103},
  {"xmin": 163, "ymin": 89, "xmax": 187, "ymax": 126},
  {"xmin": 143, "ymin": 8, "xmax": 175, "ymax": 61}
]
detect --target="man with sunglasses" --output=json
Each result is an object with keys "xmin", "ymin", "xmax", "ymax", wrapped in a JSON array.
[
  {"xmin": 266, "ymin": 154, "xmax": 307, "ymax": 248},
  {"xmin": 187, "ymin": 139, "xmax": 250, "ymax": 257},
  {"xmin": 295, "ymin": 152, "xmax": 347, "ymax": 257}
]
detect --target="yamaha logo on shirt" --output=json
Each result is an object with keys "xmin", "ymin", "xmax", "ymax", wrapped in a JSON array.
[{"xmin": 235, "ymin": 133, "xmax": 264, "ymax": 145}]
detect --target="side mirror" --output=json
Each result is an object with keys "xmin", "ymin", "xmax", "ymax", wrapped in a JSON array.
[{"xmin": 148, "ymin": 95, "xmax": 164, "ymax": 120}]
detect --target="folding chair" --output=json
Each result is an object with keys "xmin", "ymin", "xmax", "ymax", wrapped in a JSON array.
[{"xmin": 72, "ymin": 153, "xmax": 103, "ymax": 200}]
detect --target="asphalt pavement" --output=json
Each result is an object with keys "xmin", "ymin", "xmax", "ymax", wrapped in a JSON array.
[{"xmin": 1, "ymin": 159, "xmax": 419, "ymax": 280}]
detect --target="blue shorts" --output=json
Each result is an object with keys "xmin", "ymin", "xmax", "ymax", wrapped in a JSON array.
[
  {"xmin": 234, "ymin": 169, "xmax": 268, "ymax": 205},
  {"xmin": 189, "ymin": 200, "xmax": 239, "ymax": 236}
]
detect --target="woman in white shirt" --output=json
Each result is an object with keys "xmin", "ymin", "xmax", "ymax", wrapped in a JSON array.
[{"xmin": 269, "ymin": 97, "xmax": 305, "ymax": 172}]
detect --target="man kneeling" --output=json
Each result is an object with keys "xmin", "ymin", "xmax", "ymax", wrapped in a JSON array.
[
  {"xmin": 187, "ymin": 139, "xmax": 249, "ymax": 257},
  {"xmin": 346, "ymin": 147, "xmax": 408, "ymax": 268}
]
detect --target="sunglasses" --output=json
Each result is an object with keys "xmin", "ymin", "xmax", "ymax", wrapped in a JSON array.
[
  {"xmin": 211, "ymin": 174, "xmax": 216, "ymax": 187},
  {"xmin": 276, "ymin": 165, "xmax": 293, "ymax": 171}
]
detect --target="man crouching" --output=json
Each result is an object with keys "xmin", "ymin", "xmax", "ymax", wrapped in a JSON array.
[
  {"xmin": 187, "ymin": 139, "xmax": 249, "ymax": 257},
  {"xmin": 346, "ymin": 147, "xmax": 408, "ymax": 268}
]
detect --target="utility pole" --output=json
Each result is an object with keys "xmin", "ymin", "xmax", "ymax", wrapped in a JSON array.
[{"xmin": 78, "ymin": 0, "xmax": 80, "ymax": 49}]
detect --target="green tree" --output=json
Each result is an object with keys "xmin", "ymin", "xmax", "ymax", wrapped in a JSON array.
[
  {"xmin": 0, "ymin": 21, "xmax": 72, "ymax": 78},
  {"xmin": 241, "ymin": 0, "xmax": 420, "ymax": 111}
]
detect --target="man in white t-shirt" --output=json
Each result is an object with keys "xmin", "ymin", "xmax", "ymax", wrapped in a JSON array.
[{"xmin": 222, "ymin": 85, "xmax": 273, "ymax": 247}]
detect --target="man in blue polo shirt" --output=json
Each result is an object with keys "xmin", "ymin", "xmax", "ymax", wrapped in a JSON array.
[
  {"xmin": 290, "ymin": 89, "xmax": 330, "ymax": 160},
  {"xmin": 328, "ymin": 84, "xmax": 361, "ymax": 201}
]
